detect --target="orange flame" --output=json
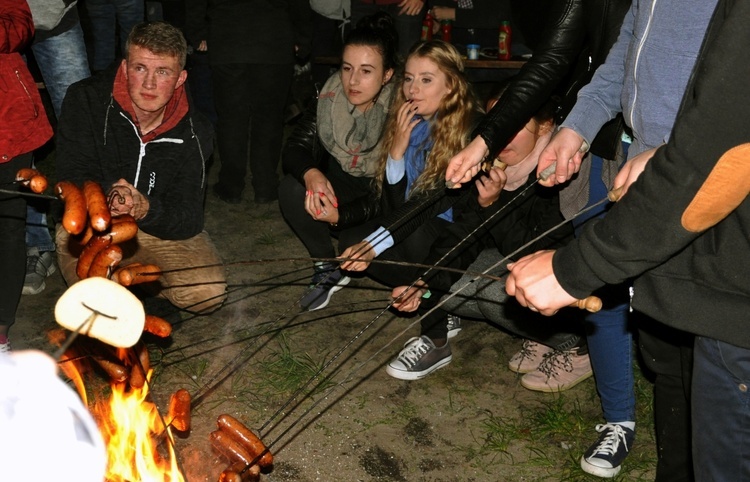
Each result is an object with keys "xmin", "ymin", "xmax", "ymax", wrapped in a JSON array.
[{"xmin": 60, "ymin": 346, "xmax": 185, "ymax": 482}]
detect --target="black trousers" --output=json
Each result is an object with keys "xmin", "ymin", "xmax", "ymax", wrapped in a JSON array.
[
  {"xmin": 0, "ymin": 153, "xmax": 32, "ymax": 327},
  {"xmin": 339, "ymin": 216, "xmax": 452, "ymax": 339},
  {"xmin": 278, "ymin": 159, "xmax": 372, "ymax": 259},
  {"xmin": 212, "ymin": 62, "xmax": 293, "ymax": 200},
  {"xmin": 638, "ymin": 317, "xmax": 694, "ymax": 482}
]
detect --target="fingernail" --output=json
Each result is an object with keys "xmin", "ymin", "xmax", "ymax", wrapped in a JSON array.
[
  {"xmin": 316, "ymin": 210, "xmax": 321, "ymax": 215},
  {"xmin": 319, "ymin": 192, "xmax": 324, "ymax": 197}
]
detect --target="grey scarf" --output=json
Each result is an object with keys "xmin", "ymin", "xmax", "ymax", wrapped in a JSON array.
[{"xmin": 317, "ymin": 73, "xmax": 394, "ymax": 178}]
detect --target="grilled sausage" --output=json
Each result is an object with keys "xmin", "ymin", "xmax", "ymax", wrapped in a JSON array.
[
  {"xmin": 167, "ymin": 388, "xmax": 191, "ymax": 431},
  {"xmin": 83, "ymin": 181, "xmax": 111, "ymax": 232},
  {"xmin": 217, "ymin": 414, "xmax": 273, "ymax": 468},
  {"xmin": 56, "ymin": 181, "xmax": 87, "ymax": 235},
  {"xmin": 76, "ymin": 235, "xmax": 112, "ymax": 280},
  {"xmin": 143, "ymin": 315, "xmax": 172, "ymax": 338},
  {"xmin": 87, "ymin": 244, "xmax": 123, "ymax": 278}
]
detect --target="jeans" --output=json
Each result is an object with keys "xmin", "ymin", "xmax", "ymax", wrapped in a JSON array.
[
  {"xmin": 86, "ymin": 0, "xmax": 145, "ymax": 71},
  {"xmin": 693, "ymin": 336, "xmax": 750, "ymax": 481},
  {"xmin": 31, "ymin": 21, "xmax": 90, "ymax": 119},
  {"xmin": 56, "ymin": 226, "xmax": 227, "ymax": 314},
  {"xmin": 574, "ymin": 153, "xmax": 636, "ymax": 423}
]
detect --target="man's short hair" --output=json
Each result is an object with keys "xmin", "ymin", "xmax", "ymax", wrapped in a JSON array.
[{"xmin": 125, "ymin": 22, "xmax": 188, "ymax": 68}]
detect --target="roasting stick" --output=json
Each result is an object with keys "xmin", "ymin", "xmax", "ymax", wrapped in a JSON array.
[
  {"xmin": 242, "ymin": 186, "xmax": 625, "ymax": 463},
  {"xmin": 0, "ymin": 187, "xmax": 58, "ymax": 200}
]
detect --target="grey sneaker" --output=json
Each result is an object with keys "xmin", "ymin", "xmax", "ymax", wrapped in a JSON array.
[
  {"xmin": 386, "ymin": 336, "xmax": 452, "ymax": 380},
  {"xmin": 300, "ymin": 262, "xmax": 350, "ymax": 311},
  {"xmin": 508, "ymin": 340, "xmax": 554, "ymax": 374},
  {"xmin": 23, "ymin": 248, "xmax": 57, "ymax": 295},
  {"xmin": 446, "ymin": 314, "xmax": 462, "ymax": 339},
  {"xmin": 580, "ymin": 423, "xmax": 635, "ymax": 478}
]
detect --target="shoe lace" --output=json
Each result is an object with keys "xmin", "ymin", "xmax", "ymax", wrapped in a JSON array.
[
  {"xmin": 590, "ymin": 424, "xmax": 630, "ymax": 457},
  {"xmin": 397, "ymin": 339, "xmax": 431, "ymax": 368},
  {"xmin": 536, "ymin": 349, "xmax": 574, "ymax": 379},
  {"xmin": 311, "ymin": 267, "xmax": 338, "ymax": 286}
]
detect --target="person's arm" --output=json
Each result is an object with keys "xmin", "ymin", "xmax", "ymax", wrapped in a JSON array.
[
  {"xmin": 0, "ymin": 0, "xmax": 34, "ymax": 53},
  {"xmin": 282, "ymin": 99, "xmax": 322, "ymax": 181},
  {"xmin": 446, "ymin": 0, "xmax": 585, "ymax": 186},
  {"xmin": 508, "ymin": 0, "xmax": 750, "ymax": 310},
  {"xmin": 56, "ymin": 82, "xmax": 103, "ymax": 185}
]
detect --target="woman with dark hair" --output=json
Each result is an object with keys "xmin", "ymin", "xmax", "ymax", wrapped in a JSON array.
[{"xmin": 278, "ymin": 12, "xmax": 401, "ymax": 311}]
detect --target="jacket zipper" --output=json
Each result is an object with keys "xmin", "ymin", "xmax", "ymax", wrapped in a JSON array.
[
  {"xmin": 15, "ymin": 69, "xmax": 39, "ymax": 118},
  {"xmin": 629, "ymin": 0, "xmax": 658, "ymax": 133}
]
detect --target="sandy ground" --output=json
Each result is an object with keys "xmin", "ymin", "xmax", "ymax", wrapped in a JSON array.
[{"xmin": 12, "ymin": 159, "xmax": 657, "ymax": 482}]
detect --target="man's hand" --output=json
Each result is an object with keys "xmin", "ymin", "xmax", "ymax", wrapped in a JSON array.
[
  {"xmin": 476, "ymin": 166, "xmax": 507, "ymax": 207},
  {"xmin": 612, "ymin": 146, "xmax": 658, "ymax": 198},
  {"xmin": 537, "ymin": 127, "xmax": 586, "ymax": 186},
  {"xmin": 108, "ymin": 179, "xmax": 149, "ymax": 220},
  {"xmin": 391, "ymin": 281, "xmax": 428, "ymax": 312},
  {"xmin": 303, "ymin": 168, "xmax": 338, "ymax": 220},
  {"xmin": 339, "ymin": 241, "xmax": 375, "ymax": 271},
  {"xmin": 398, "ymin": 0, "xmax": 424, "ymax": 16},
  {"xmin": 445, "ymin": 136, "xmax": 489, "ymax": 188},
  {"xmin": 505, "ymin": 250, "xmax": 577, "ymax": 316}
]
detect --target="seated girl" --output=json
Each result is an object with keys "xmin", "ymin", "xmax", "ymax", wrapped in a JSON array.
[
  {"xmin": 335, "ymin": 40, "xmax": 479, "ymax": 316},
  {"xmin": 387, "ymin": 80, "xmax": 590, "ymax": 387},
  {"xmin": 278, "ymin": 12, "xmax": 400, "ymax": 311}
]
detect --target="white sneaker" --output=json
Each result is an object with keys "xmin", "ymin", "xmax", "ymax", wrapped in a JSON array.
[{"xmin": 446, "ymin": 314, "xmax": 462, "ymax": 339}]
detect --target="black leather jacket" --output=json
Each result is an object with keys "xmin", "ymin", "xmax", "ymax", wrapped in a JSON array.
[{"xmin": 476, "ymin": 0, "xmax": 631, "ymax": 160}]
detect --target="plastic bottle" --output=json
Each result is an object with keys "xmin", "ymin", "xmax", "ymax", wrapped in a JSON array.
[
  {"xmin": 440, "ymin": 20, "xmax": 452, "ymax": 43},
  {"xmin": 498, "ymin": 20, "xmax": 512, "ymax": 60},
  {"xmin": 421, "ymin": 13, "xmax": 433, "ymax": 41}
]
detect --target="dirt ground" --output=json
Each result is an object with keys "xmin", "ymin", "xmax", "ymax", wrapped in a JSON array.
[{"xmin": 13, "ymin": 158, "xmax": 658, "ymax": 482}]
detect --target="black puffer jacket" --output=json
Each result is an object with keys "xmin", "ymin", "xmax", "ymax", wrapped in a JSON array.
[
  {"xmin": 476, "ymin": 0, "xmax": 631, "ymax": 161},
  {"xmin": 282, "ymin": 99, "xmax": 383, "ymax": 227}
]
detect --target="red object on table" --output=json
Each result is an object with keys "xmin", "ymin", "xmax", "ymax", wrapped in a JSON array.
[{"xmin": 498, "ymin": 20, "xmax": 512, "ymax": 60}]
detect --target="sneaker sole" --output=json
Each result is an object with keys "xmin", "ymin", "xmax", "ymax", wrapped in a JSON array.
[
  {"xmin": 446, "ymin": 327, "xmax": 462, "ymax": 339},
  {"xmin": 22, "ymin": 280, "xmax": 46, "ymax": 296},
  {"xmin": 580, "ymin": 456, "xmax": 622, "ymax": 478},
  {"xmin": 520, "ymin": 370, "xmax": 593, "ymax": 393},
  {"xmin": 306, "ymin": 276, "xmax": 351, "ymax": 312},
  {"xmin": 385, "ymin": 355, "xmax": 452, "ymax": 381}
]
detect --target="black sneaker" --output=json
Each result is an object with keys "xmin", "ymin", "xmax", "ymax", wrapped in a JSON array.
[
  {"xmin": 580, "ymin": 423, "xmax": 635, "ymax": 478},
  {"xmin": 23, "ymin": 248, "xmax": 57, "ymax": 295},
  {"xmin": 300, "ymin": 262, "xmax": 350, "ymax": 311},
  {"xmin": 386, "ymin": 336, "xmax": 452, "ymax": 380}
]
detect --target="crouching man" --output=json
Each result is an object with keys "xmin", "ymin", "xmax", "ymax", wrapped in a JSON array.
[{"xmin": 55, "ymin": 22, "xmax": 226, "ymax": 314}]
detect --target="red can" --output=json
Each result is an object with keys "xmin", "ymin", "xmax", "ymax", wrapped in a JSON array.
[
  {"xmin": 440, "ymin": 20, "xmax": 452, "ymax": 43},
  {"xmin": 498, "ymin": 20, "xmax": 512, "ymax": 60}
]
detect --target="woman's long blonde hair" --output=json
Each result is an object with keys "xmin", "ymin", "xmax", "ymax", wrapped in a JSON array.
[{"xmin": 374, "ymin": 40, "xmax": 479, "ymax": 195}]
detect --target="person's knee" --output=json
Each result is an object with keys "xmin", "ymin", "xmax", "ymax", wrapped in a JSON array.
[{"xmin": 170, "ymin": 282, "xmax": 227, "ymax": 315}]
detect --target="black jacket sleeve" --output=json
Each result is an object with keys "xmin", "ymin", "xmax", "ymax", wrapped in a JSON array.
[
  {"xmin": 475, "ymin": 0, "xmax": 585, "ymax": 159},
  {"xmin": 282, "ymin": 99, "xmax": 323, "ymax": 181}
]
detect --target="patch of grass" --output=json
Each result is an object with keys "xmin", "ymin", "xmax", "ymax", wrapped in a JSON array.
[{"xmin": 255, "ymin": 231, "xmax": 277, "ymax": 246}]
